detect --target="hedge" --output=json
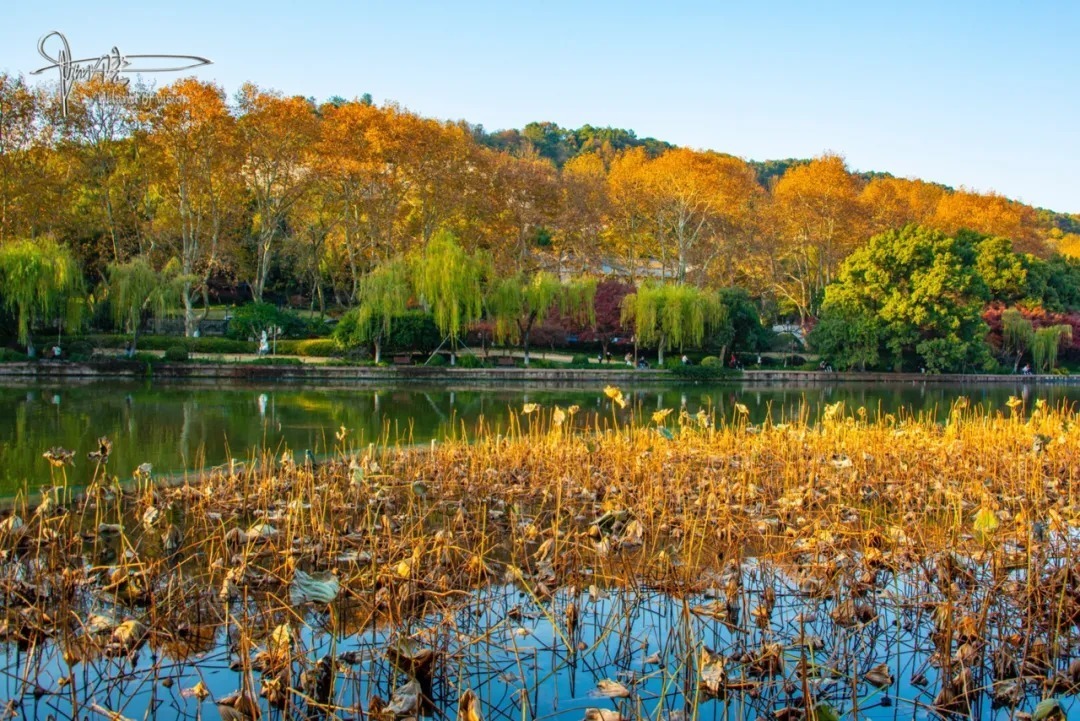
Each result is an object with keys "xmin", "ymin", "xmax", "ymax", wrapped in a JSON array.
[
  {"xmin": 87, "ymin": 335, "xmax": 255, "ymax": 354},
  {"xmin": 274, "ymin": 338, "xmax": 340, "ymax": 357}
]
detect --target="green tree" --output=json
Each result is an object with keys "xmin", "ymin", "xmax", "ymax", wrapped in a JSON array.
[
  {"xmin": 714, "ymin": 287, "xmax": 771, "ymax": 362},
  {"xmin": 410, "ymin": 229, "xmax": 488, "ymax": 365},
  {"xmin": 335, "ymin": 258, "xmax": 410, "ymax": 363},
  {"xmin": 107, "ymin": 257, "xmax": 184, "ymax": 355},
  {"xmin": 1042, "ymin": 255, "xmax": 1080, "ymax": 311},
  {"xmin": 974, "ymin": 235, "xmax": 1028, "ymax": 303},
  {"xmin": 226, "ymin": 303, "xmax": 307, "ymax": 344},
  {"xmin": 486, "ymin": 272, "xmax": 595, "ymax": 366},
  {"xmin": 0, "ymin": 238, "xmax": 83, "ymax": 357},
  {"xmin": 621, "ymin": 282, "xmax": 724, "ymax": 364},
  {"xmin": 821, "ymin": 225, "xmax": 994, "ymax": 373},
  {"xmin": 808, "ymin": 310, "xmax": 883, "ymax": 371}
]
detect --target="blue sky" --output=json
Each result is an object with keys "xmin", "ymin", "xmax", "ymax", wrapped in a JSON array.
[{"xmin": 3, "ymin": 1, "xmax": 1077, "ymax": 212}]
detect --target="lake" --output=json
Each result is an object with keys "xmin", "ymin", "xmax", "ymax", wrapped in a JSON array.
[{"xmin": 1, "ymin": 379, "xmax": 1077, "ymax": 495}]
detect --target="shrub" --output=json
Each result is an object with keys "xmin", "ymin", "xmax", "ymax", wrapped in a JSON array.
[
  {"xmin": 188, "ymin": 337, "xmax": 254, "ymax": 354},
  {"xmin": 386, "ymin": 311, "xmax": 441, "ymax": 352},
  {"xmin": 456, "ymin": 354, "xmax": 485, "ymax": 368},
  {"xmin": 570, "ymin": 353, "xmax": 591, "ymax": 367},
  {"xmin": 700, "ymin": 356, "xmax": 722, "ymax": 368},
  {"xmin": 426, "ymin": 353, "xmax": 448, "ymax": 367},
  {"xmin": 276, "ymin": 338, "xmax": 339, "ymax": 357},
  {"xmin": 670, "ymin": 365, "xmax": 739, "ymax": 381},
  {"xmin": 89, "ymin": 335, "xmax": 255, "ymax": 354},
  {"xmin": 0, "ymin": 348, "xmax": 28, "ymax": 362},
  {"xmin": 66, "ymin": 339, "xmax": 95, "ymax": 358},
  {"xmin": 246, "ymin": 356, "xmax": 303, "ymax": 366},
  {"xmin": 333, "ymin": 309, "xmax": 441, "ymax": 355},
  {"xmin": 163, "ymin": 345, "xmax": 189, "ymax": 362}
]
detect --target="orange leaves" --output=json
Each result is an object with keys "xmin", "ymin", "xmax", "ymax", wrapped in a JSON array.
[{"xmin": 931, "ymin": 189, "xmax": 1043, "ymax": 255}]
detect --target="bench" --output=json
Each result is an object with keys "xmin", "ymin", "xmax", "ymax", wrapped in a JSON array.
[
  {"xmin": 392, "ymin": 355, "xmax": 412, "ymax": 366},
  {"xmin": 496, "ymin": 356, "xmax": 516, "ymax": 367}
]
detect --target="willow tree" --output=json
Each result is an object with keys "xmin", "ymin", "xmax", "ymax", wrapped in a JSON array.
[
  {"xmin": 0, "ymin": 238, "xmax": 83, "ymax": 357},
  {"xmin": 344, "ymin": 258, "xmax": 410, "ymax": 363},
  {"xmin": 1032, "ymin": 324, "xmax": 1073, "ymax": 373},
  {"xmin": 621, "ymin": 282, "xmax": 724, "ymax": 365},
  {"xmin": 1001, "ymin": 308, "xmax": 1034, "ymax": 373},
  {"xmin": 410, "ymin": 230, "xmax": 487, "ymax": 365},
  {"xmin": 108, "ymin": 257, "xmax": 183, "ymax": 355},
  {"xmin": 486, "ymin": 272, "xmax": 595, "ymax": 366}
]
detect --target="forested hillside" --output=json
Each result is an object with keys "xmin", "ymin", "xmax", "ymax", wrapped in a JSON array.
[{"xmin": 2, "ymin": 73, "xmax": 1080, "ymax": 371}]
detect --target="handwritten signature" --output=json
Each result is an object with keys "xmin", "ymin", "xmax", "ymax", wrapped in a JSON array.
[{"xmin": 31, "ymin": 31, "xmax": 212, "ymax": 116}]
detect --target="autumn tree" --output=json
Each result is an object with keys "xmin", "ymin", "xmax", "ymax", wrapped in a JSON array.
[
  {"xmin": 769, "ymin": 154, "xmax": 867, "ymax": 323},
  {"xmin": 555, "ymin": 153, "xmax": 609, "ymax": 272},
  {"xmin": 0, "ymin": 238, "xmax": 83, "ymax": 356},
  {"xmin": 0, "ymin": 74, "xmax": 59, "ymax": 242},
  {"xmin": 144, "ymin": 79, "xmax": 243, "ymax": 336},
  {"xmin": 64, "ymin": 77, "xmax": 140, "ymax": 264},
  {"xmin": 860, "ymin": 177, "xmax": 944, "ymax": 236},
  {"xmin": 606, "ymin": 147, "xmax": 657, "ymax": 281},
  {"xmin": 931, "ymin": 190, "xmax": 1043, "ymax": 256},
  {"xmin": 615, "ymin": 148, "xmax": 760, "ymax": 284},
  {"xmin": 481, "ymin": 149, "xmax": 560, "ymax": 272},
  {"xmin": 315, "ymin": 101, "xmax": 414, "ymax": 297},
  {"xmin": 401, "ymin": 114, "xmax": 474, "ymax": 243},
  {"xmin": 286, "ymin": 187, "xmax": 337, "ymax": 315},
  {"xmin": 237, "ymin": 84, "xmax": 319, "ymax": 301}
]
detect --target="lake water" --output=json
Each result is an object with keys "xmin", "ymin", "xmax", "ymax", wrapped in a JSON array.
[{"xmin": 2, "ymin": 379, "xmax": 1078, "ymax": 495}]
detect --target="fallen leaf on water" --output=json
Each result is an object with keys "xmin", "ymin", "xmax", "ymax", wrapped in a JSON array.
[{"xmin": 595, "ymin": 679, "xmax": 630, "ymax": 698}]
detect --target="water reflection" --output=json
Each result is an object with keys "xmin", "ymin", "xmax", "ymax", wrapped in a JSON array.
[{"xmin": 0, "ymin": 380, "xmax": 1076, "ymax": 494}]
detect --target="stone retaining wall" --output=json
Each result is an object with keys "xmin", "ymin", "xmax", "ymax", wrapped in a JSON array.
[{"xmin": 0, "ymin": 361, "xmax": 1075, "ymax": 385}]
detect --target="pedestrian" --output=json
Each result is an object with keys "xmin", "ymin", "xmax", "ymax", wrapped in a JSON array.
[{"xmin": 681, "ymin": 354, "xmax": 690, "ymax": 365}]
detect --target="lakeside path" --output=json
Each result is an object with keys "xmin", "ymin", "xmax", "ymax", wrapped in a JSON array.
[{"xmin": 0, "ymin": 360, "xmax": 1077, "ymax": 384}]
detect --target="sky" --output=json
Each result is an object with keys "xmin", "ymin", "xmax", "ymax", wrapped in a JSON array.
[{"xmin": 2, "ymin": 1, "xmax": 1077, "ymax": 212}]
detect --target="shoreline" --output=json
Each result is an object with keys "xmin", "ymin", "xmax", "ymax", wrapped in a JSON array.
[{"xmin": 0, "ymin": 360, "xmax": 1075, "ymax": 385}]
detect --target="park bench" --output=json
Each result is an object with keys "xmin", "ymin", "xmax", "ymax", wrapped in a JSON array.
[
  {"xmin": 392, "ymin": 355, "xmax": 412, "ymax": 366},
  {"xmin": 496, "ymin": 356, "xmax": 516, "ymax": 367}
]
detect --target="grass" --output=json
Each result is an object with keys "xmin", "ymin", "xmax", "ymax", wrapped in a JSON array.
[{"xmin": 0, "ymin": 394, "xmax": 1078, "ymax": 719}]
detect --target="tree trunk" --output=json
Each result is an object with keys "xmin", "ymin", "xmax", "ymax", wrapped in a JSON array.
[
  {"xmin": 520, "ymin": 314, "xmax": 536, "ymax": 367},
  {"xmin": 657, "ymin": 335, "xmax": 665, "ymax": 366},
  {"xmin": 374, "ymin": 336, "xmax": 382, "ymax": 365},
  {"xmin": 183, "ymin": 284, "xmax": 196, "ymax": 337}
]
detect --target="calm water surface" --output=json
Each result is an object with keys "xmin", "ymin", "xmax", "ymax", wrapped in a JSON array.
[{"xmin": 1, "ymin": 379, "xmax": 1077, "ymax": 494}]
